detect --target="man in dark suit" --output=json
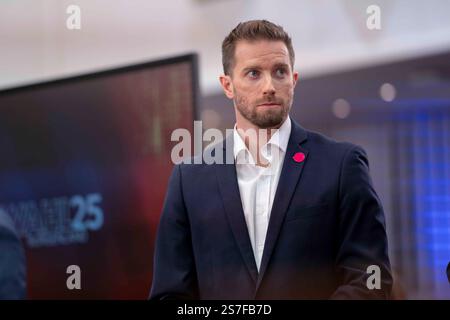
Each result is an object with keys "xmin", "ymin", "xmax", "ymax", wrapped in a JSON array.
[
  {"xmin": 0, "ymin": 208, "xmax": 27, "ymax": 299},
  {"xmin": 150, "ymin": 20, "xmax": 392, "ymax": 299}
]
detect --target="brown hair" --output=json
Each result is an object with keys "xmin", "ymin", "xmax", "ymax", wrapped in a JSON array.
[{"xmin": 222, "ymin": 20, "xmax": 295, "ymax": 76}]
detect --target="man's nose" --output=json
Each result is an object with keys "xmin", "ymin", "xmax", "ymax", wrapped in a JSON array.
[{"xmin": 262, "ymin": 75, "xmax": 276, "ymax": 95}]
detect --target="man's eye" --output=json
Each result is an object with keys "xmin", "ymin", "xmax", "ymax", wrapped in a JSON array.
[
  {"xmin": 275, "ymin": 68, "xmax": 286, "ymax": 77},
  {"xmin": 247, "ymin": 70, "xmax": 259, "ymax": 78}
]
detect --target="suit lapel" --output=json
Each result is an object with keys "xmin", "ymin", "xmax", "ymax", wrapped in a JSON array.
[
  {"xmin": 255, "ymin": 120, "xmax": 309, "ymax": 293},
  {"xmin": 215, "ymin": 133, "xmax": 259, "ymax": 284},
  {"xmin": 214, "ymin": 120, "xmax": 309, "ymax": 290}
]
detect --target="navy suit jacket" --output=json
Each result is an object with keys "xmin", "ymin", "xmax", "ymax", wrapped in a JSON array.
[
  {"xmin": 150, "ymin": 119, "xmax": 392, "ymax": 299},
  {"xmin": 0, "ymin": 209, "xmax": 27, "ymax": 300}
]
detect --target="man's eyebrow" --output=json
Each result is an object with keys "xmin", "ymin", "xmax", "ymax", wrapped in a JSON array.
[
  {"xmin": 241, "ymin": 65, "xmax": 262, "ymax": 73},
  {"xmin": 272, "ymin": 62, "xmax": 290, "ymax": 69},
  {"xmin": 241, "ymin": 62, "xmax": 290, "ymax": 73}
]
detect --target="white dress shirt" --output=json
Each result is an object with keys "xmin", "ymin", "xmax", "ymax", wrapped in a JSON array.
[{"xmin": 233, "ymin": 116, "xmax": 291, "ymax": 271}]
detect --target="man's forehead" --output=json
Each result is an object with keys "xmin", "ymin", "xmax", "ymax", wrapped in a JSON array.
[{"xmin": 234, "ymin": 40, "xmax": 290, "ymax": 67}]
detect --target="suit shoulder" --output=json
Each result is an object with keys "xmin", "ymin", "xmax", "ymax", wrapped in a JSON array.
[
  {"xmin": 176, "ymin": 136, "xmax": 228, "ymax": 171},
  {"xmin": 304, "ymin": 128, "xmax": 364, "ymax": 158},
  {"xmin": 0, "ymin": 209, "xmax": 19, "ymax": 237}
]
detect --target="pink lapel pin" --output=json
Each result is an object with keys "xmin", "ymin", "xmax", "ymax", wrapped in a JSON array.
[{"xmin": 292, "ymin": 152, "xmax": 305, "ymax": 163}]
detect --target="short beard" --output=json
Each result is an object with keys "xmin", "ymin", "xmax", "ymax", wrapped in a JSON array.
[{"xmin": 234, "ymin": 93, "xmax": 290, "ymax": 129}]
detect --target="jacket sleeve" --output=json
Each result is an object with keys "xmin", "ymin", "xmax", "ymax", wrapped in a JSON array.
[
  {"xmin": 149, "ymin": 164, "xmax": 199, "ymax": 300},
  {"xmin": 330, "ymin": 145, "xmax": 393, "ymax": 299}
]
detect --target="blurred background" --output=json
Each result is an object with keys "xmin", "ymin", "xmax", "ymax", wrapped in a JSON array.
[{"xmin": 0, "ymin": 0, "xmax": 449, "ymax": 299}]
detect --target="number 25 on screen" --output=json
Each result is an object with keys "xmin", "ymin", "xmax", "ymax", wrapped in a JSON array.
[{"xmin": 70, "ymin": 193, "xmax": 104, "ymax": 232}]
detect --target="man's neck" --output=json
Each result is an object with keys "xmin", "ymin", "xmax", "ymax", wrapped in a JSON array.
[{"xmin": 235, "ymin": 116, "xmax": 287, "ymax": 167}]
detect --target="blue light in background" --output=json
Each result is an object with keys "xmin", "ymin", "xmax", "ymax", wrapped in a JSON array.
[{"xmin": 411, "ymin": 110, "xmax": 450, "ymax": 299}]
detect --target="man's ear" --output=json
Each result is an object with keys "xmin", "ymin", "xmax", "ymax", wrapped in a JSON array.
[
  {"xmin": 293, "ymin": 71, "xmax": 299, "ymax": 87},
  {"xmin": 219, "ymin": 74, "xmax": 234, "ymax": 99}
]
